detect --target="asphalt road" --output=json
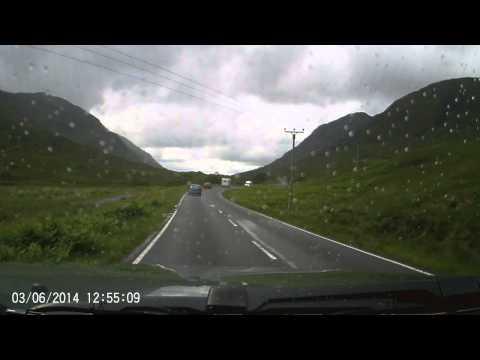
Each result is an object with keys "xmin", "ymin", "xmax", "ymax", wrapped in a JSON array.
[{"xmin": 135, "ymin": 186, "xmax": 433, "ymax": 277}]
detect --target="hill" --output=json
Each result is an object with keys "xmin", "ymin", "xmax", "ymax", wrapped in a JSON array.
[
  {"xmin": 239, "ymin": 77, "xmax": 480, "ymax": 183},
  {"xmin": 0, "ymin": 89, "xmax": 200, "ymax": 185},
  {"xmin": 0, "ymin": 90, "xmax": 161, "ymax": 168}
]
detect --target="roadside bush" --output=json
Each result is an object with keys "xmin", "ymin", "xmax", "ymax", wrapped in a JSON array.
[
  {"xmin": 0, "ymin": 244, "xmax": 15, "ymax": 261},
  {"xmin": 108, "ymin": 202, "xmax": 147, "ymax": 221},
  {"xmin": 150, "ymin": 199, "xmax": 161, "ymax": 207}
]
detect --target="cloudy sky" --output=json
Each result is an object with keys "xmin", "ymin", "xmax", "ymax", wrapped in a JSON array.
[{"xmin": 1, "ymin": 45, "xmax": 479, "ymax": 174}]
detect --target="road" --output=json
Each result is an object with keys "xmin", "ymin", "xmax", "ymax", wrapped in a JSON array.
[{"xmin": 134, "ymin": 186, "xmax": 433, "ymax": 277}]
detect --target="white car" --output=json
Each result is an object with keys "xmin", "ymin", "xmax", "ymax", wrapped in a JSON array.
[{"xmin": 244, "ymin": 181, "xmax": 252, "ymax": 187}]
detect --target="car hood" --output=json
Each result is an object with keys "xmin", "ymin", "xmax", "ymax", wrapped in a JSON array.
[{"xmin": 2, "ymin": 263, "xmax": 480, "ymax": 313}]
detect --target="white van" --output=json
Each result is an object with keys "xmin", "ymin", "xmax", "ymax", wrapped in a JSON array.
[{"xmin": 221, "ymin": 177, "xmax": 231, "ymax": 187}]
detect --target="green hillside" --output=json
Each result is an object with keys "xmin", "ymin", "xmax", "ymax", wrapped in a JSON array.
[
  {"xmin": 239, "ymin": 77, "xmax": 480, "ymax": 183},
  {"xmin": 0, "ymin": 89, "xmax": 161, "ymax": 168}
]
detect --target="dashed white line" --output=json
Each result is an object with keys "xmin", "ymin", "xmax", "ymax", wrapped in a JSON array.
[
  {"xmin": 237, "ymin": 220, "xmax": 297, "ymax": 269},
  {"xmin": 228, "ymin": 219, "xmax": 238, "ymax": 227},
  {"xmin": 251, "ymin": 241, "xmax": 277, "ymax": 260}
]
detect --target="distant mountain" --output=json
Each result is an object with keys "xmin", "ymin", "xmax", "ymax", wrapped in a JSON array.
[
  {"xmin": 239, "ymin": 77, "xmax": 480, "ymax": 182},
  {"xmin": 117, "ymin": 134, "xmax": 160, "ymax": 168},
  {"xmin": 0, "ymin": 89, "xmax": 193, "ymax": 185},
  {"xmin": 0, "ymin": 90, "xmax": 162, "ymax": 168}
]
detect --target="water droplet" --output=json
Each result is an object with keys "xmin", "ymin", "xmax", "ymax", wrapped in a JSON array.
[
  {"xmin": 404, "ymin": 147, "xmax": 409, "ymax": 152},
  {"xmin": 99, "ymin": 140, "xmax": 106, "ymax": 147},
  {"xmin": 31, "ymin": 100, "xmax": 36, "ymax": 106},
  {"xmin": 47, "ymin": 146, "xmax": 53, "ymax": 152},
  {"xmin": 377, "ymin": 135, "xmax": 382, "ymax": 141},
  {"xmin": 69, "ymin": 122, "xmax": 75, "ymax": 128},
  {"xmin": 24, "ymin": 130, "xmax": 29, "ymax": 136},
  {"xmin": 422, "ymin": 91, "xmax": 427, "ymax": 97},
  {"xmin": 455, "ymin": 97, "xmax": 458, "ymax": 103},
  {"xmin": 66, "ymin": 167, "xmax": 72, "ymax": 173},
  {"xmin": 366, "ymin": 129, "xmax": 371, "ymax": 135},
  {"xmin": 344, "ymin": 124, "xmax": 349, "ymax": 131},
  {"xmin": 348, "ymin": 130, "xmax": 354, "ymax": 137}
]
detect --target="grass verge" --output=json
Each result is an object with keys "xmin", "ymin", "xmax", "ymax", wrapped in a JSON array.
[{"xmin": 0, "ymin": 185, "xmax": 186, "ymax": 264}]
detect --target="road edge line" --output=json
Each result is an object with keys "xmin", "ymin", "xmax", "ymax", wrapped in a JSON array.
[
  {"xmin": 132, "ymin": 193, "xmax": 186, "ymax": 265},
  {"xmin": 220, "ymin": 190, "xmax": 434, "ymax": 277}
]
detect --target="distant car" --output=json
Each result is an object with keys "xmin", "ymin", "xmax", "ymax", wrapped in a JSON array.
[
  {"xmin": 203, "ymin": 182, "xmax": 212, "ymax": 189},
  {"xmin": 188, "ymin": 184, "xmax": 202, "ymax": 196},
  {"xmin": 244, "ymin": 180, "xmax": 252, "ymax": 187}
]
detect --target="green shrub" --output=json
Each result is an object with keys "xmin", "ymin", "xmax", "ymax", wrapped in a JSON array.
[
  {"xmin": 108, "ymin": 202, "xmax": 147, "ymax": 221},
  {"xmin": 150, "ymin": 199, "xmax": 161, "ymax": 207}
]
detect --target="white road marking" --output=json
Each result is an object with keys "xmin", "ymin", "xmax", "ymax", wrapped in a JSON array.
[
  {"xmin": 209, "ymin": 204, "xmax": 215, "ymax": 208},
  {"xmin": 237, "ymin": 220, "xmax": 297, "ymax": 269},
  {"xmin": 223, "ymin": 193, "xmax": 433, "ymax": 276},
  {"xmin": 217, "ymin": 209, "xmax": 223, "ymax": 214},
  {"xmin": 132, "ymin": 193, "xmax": 186, "ymax": 264},
  {"xmin": 228, "ymin": 219, "xmax": 238, "ymax": 227},
  {"xmin": 251, "ymin": 241, "xmax": 277, "ymax": 261}
]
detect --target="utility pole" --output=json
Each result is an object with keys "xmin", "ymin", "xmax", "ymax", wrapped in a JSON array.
[{"xmin": 284, "ymin": 128, "xmax": 304, "ymax": 212}]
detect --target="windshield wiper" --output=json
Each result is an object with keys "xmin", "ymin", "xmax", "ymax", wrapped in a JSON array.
[{"xmin": 22, "ymin": 303, "xmax": 205, "ymax": 315}]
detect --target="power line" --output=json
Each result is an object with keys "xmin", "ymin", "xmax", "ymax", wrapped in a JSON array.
[
  {"xmin": 69, "ymin": 45, "xmax": 242, "ymax": 110},
  {"xmin": 24, "ymin": 45, "xmax": 242, "ymax": 113},
  {"xmin": 100, "ymin": 45, "xmax": 239, "ymax": 106}
]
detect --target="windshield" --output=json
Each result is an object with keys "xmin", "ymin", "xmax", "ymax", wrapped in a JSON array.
[{"xmin": 1, "ymin": 44, "xmax": 480, "ymax": 314}]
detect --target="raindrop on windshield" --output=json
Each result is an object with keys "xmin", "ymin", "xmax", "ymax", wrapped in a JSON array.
[
  {"xmin": 348, "ymin": 130, "xmax": 354, "ymax": 137},
  {"xmin": 69, "ymin": 122, "xmax": 75, "ymax": 128},
  {"xmin": 47, "ymin": 147, "xmax": 53, "ymax": 152}
]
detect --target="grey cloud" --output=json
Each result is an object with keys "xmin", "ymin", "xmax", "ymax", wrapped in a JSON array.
[{"xmin": 2, "ymin": 44, "xmax": 480, "ymax": 172}]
